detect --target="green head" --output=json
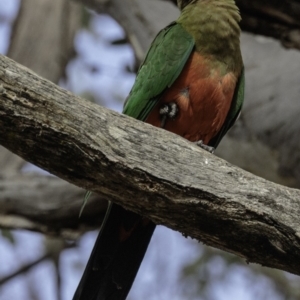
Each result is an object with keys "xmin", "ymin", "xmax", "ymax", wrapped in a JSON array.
[
  {"xmin": 177, "ymin": 0, "xmax": 242, "ymax": 73},
  {"xmin": 177, "ymin": 0, "xmax": 195, "ymax": 10}
]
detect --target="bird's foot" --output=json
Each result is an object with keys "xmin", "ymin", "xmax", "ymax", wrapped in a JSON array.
[
  {"xmin": 194, "ymin": 140, "xmax": 215, "ymax": 154},
  {"xmin": 159, "ymin": 102, "xmax": 178, "ymax": 128}
]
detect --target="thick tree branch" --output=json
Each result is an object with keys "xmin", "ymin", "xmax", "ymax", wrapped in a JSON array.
[{"xmin": 1, "ymin": 54, "xmax": 300, "ymax": 276}]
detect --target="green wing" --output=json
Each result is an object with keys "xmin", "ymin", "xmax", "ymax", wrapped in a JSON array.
[
  {"xmin": 208, "ymin": 67, "xmax": 245, "ymax": 148},
  {"xmin": 123, "ymin": 22, "xmax": 195, "ymax": 121}
]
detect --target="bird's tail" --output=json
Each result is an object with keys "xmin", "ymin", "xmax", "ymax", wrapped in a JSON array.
[{"xmin": 73, "ymin": 202, "xmax": 156, "ymax": 300}]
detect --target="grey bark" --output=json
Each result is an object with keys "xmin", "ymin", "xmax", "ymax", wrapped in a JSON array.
[
  {"xmin": 8, "ymin": 0, "xmax": 82, "ymax": 82},
  {"xmin": 0, "ymin": 174, "xmax": 107, "ymax": 237},
  {"xmin": 1, "ymin": 54, "xmax": 300, "ymax": 276}
]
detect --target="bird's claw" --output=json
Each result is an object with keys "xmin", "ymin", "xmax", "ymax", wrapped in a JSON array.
[
  {"xmin": 194, "ymin": 140, "xmax": 215, "ymax": 153},
  {"xmin": 159, "ymin": 102, "xmax": 178, "ymax": 128}
]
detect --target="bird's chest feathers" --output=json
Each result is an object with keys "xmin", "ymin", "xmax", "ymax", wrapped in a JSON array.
[{"xmin": 146, "ymin": 52, "xmax": 238, "ymax": 143}]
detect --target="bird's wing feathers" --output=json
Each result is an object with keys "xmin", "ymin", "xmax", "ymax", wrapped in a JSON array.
[
  {"xmin": 208, "ymin": 67, "xmax": 245, "ymax": 148},
  {"xmin": 123, "ymin": 22, "xmax": 195, "ymax": 121}
]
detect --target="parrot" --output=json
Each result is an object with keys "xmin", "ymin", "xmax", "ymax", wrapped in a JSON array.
[{"xmin": 73, "ymin": 0, "xmax": 244, "ymax": 299}]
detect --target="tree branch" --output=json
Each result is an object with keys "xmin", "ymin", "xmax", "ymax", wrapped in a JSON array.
[
  {"xmin": 0, "ymin": 174, "xmax": 108, "ymax": 237},
  {"xmin": 237, "ymin": 0, "xmax": 300, "ymax": 50},
  {"xmin": 80, "ymin": 0, "xmax": 179, "ymax": 62},
  {"xmin": 1, "ymin": 54, "xmax": 300, "ymax": 276},
  {"xmin": 0, "ymin": 254, "xmax": 50, "ymax": 286}
]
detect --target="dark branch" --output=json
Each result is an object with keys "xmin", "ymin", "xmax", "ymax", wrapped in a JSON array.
[
  {"xmin": 110, "ymin": 0, "xmax": 300, "ymax": 50},
  {"xmin": 0, "ymin": 254, "xmax": 50, "ymax": 285}
]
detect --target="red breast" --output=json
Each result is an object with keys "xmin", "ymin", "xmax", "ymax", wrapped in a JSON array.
[{"xmin": 145, "ymin": 51, "xmax": 238, "ymax": 144}]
